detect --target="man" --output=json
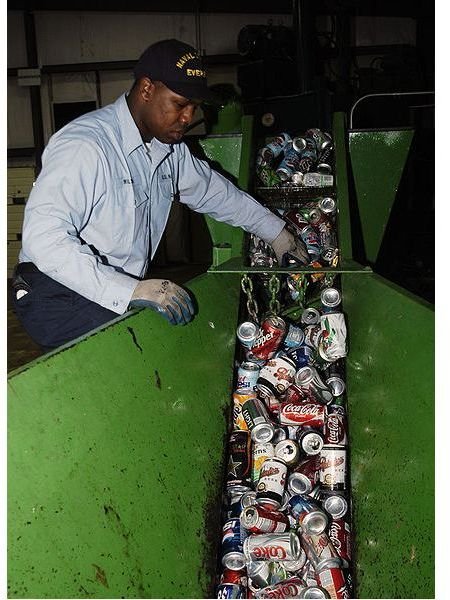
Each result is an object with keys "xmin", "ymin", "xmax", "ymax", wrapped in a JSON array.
[{"xmin": 12, "ymin": 39, "xmax": 308, "ymax": 350}]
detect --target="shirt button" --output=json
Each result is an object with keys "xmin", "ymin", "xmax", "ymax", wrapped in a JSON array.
[{"xmin": 113, "ymin": 300, "xmax": 119, "ymax": 307}]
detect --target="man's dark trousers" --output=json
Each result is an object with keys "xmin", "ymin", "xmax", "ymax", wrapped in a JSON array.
[{"xmin": 11, "ymin": 263, "xmax": 118, "ymax": 350}]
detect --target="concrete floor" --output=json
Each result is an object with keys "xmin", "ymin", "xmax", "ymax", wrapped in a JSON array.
[{"xmin": 7, "ymin": 263, "xmax": 209, "ymax": 373}]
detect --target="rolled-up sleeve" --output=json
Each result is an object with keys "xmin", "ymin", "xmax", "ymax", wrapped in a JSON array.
[
  {"xmin": 21, "ymin": 136, "xmax": 137, "ymax": 314},
  {"xmin": 176, "ymin": 143, "xmax": 285, "ymax": 244}
]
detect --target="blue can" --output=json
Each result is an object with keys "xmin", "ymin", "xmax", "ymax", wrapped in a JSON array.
[
  {"xmin": 283, "ymin": 323, "xmax": 305, "ymax": 350},
  {"xmin": 287, "ymin": 344, "xmax": 312, "ymax": 369},
  {"xmin": 300, "ymin": 225, "xmax": 321, "ymax": 261},
  {"xmin": 216, "ymin": 583, "xmax": 246, "ymax": 599},
  {"xmin": 221, "ymin": 518, "xmax": 247, "ymax": 570},
  {"xmin": 236, "ymin": 361, "xmax": 260, "ymax": 392}
]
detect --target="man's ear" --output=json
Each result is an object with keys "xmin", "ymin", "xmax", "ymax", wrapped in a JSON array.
[{"xmin": 139, "ymin": 77, "xmax": 155, "ymax": 102}]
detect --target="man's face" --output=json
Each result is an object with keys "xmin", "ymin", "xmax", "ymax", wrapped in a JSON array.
[{"xmin": 139, "ymin": 80, "xmax": 201, "ymax": 144}]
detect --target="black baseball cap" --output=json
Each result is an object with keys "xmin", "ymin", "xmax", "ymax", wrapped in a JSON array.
[{"xmin": 134, "ymin": 39, "xmax": 218, "ymax": 104}]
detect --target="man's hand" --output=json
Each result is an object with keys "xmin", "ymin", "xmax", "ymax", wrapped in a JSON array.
[
  {"xmin": 129, "ymin": 279, "xmax": 194, "ymax": 325},
  {"xmin": 270, "ymin": 227, "xmax": 309, "ymax": 266}
]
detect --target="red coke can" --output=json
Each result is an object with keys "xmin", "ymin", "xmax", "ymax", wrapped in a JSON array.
[
  {"xmin": 324, "ymin": 406, "xmax": 347, "ymax": 446},
  {"xmin": 249, "ymin": 316, "xmax": 287, "ymax": 361},
  {"xmin": 240, "ymin": 504, "xmax": 290, "ymax": 534},
  {"xmin": 279, "ymin": 401, "xmax": 325, "ymax": 428},
  {"xmin": 253, "ymin": 576, "xmax": 305, "ymax": 598},
  {"xmin": 315, "ymin": 563, "xmax": 350, "ymax": 599},
  {"xmin": 221, "ymin": 568, "xmax": 248, "ymax": 587},
  {"xmin": 285, "ymin": 384, "xmax": 316, "ymax": 404},
  {"xmin": 328, "ymin": 518, "xmax": 352, "ymax": 567}
]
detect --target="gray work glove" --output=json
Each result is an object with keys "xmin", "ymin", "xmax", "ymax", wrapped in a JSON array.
[
  {"xmin": 129, "ymin": 279, "xmax": 195, "ymax": 325},
  {"xmin": 270, "ymin": 227, "xmax": 309, "ymax": 266}
]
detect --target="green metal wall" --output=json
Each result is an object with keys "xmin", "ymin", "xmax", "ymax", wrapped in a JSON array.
[
  {"xmin": 342, "ymin": 272, "xmax": 434, "ymax": 599},
  {"xmin": 8, "ymin": 273, "xmax": 242, "ymax": 599}
]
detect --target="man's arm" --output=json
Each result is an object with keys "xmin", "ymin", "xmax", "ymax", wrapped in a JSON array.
[{"xmin": 21, "ymin": 136, "xmax": 137, "ymax": 314}]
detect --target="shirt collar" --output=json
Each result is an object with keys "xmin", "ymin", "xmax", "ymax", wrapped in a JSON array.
[{"xmin": 114, "ymin": 93, "xmax": 173, "ymax": 158}]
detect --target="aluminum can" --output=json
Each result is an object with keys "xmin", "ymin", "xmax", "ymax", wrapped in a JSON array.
[
  {"xmin": 303, "ymin": 324, "xmax": 322, "ymax": 349},
  {"xmin": 227, "ymin": 430, "xmax": 252, "ymax": 493},
  {"xmin": 287, "ymin": 344, "xmax": 313, "ymax": 370},
  {"xmin": 260, "ymin": 132, "xmax": 292, "ymax": 162},
  {"xmin": 300, "ymin": 532, "xmax": 341, "ymax": 571},
  {"xmin": 299, "ymin": 586, "xmax": 330, "ymax": 599},
  {"xmin": 254, "ymin": 577, "xmax": 305, "ymax": 598},
  {"xmin": 300, "ymin": 226, "xmax": 321, "ymax": 261},
  {"xmin": 271, "ymin": 426, "xmax": 289, "ymax": 445},
  {"xmin": 252, "ymin": 442, "xmax": 275, "ymax": 483},
  {"xmin": 325, "ymin": 376, "xmax": 346, "ymax": 399},
  {"xmin": 292, "ymin": 136, "xmax": 307, "ymax": 152},
  {"xmin": 279, "ymin": 401, "xmax": 325, "ymax": 428},
  {"xmin": 300, "ymin": 562, "xmax": 319, "ymax": 588},
  {"xmin": 303, "ymin": 173, "xmax": 334, "ymax": 187},
  {"xmin": 297, "ymin": 136, "xmax": 318, "ymax": 174},
  {"xmin": 227, "ymin": 492, "xmax": 248, "ymax": 519},
  {"xmin": 256, "ymin": 354, "xmax": 296, "ymax": 399},
  {"xmin": 247, "ymin": 560, "xmax": 289, "ymax": 592},
  {"xmin": 237, "ymin": 321, "xmax": 259, "ymax": 348},
  {"xmin": 288, "ymin": 456, "xmax": 319, "ymax": 494},
  {"xmin": 305, "ymin": 128, "xmax": 333, "ymax": 153},
  {"xmin": 320, "ymin": 288, "xmax": 341, "ymax": 312},
  {"xmin": 297, "ymin": 428, "xmax": 324, "ymax": 456},
  {"xmin": 256, "ymin": 457, "xmax": 288, "ymax": 509},
  {"xmin": 320, "ymin": 246, "xmax": 339, "ymax": 267},
  {"xmin": 315, "ymin": 564, "xmax": 349, "ymax": 599},
  {"xmin": 301, "ymin": 307, "xmax": 321, "ymax": 326},
  {"xmin": 282, "ymin": 550, "xmax": 307, "ymax": 573},
  {"xmin": 328, "ymin": 518, "xmax": 352, "ymax": 566},
  {"xmin": 220, "ymin": 568, "xmax": 248, "ymax": 586},
  {"xmin": 250, "ymin": 316, "xmax": 287, "ymax": 362},
  {"xmin": 241, "ymin": 489, "xmax": 258, "ymax": 508},
  {"xmin": 274, "ymin": 439, "xmax": 300, "ymax": 467},
  {"xmin": 319, "ymin": 197, "xmax": 337, "ymax": 215},
  {"xmin": 288, "ymin": 494, "xmax": 329, "ymax": 535},
  {"xmin": 240, "ymin": 504, "xmax": 290, "ymax": 534},
  {"xmin": 319, "ymin": 445, "xmax": 347, "ymax": 491},
  {"xmin": 295, "ymin": 366, "xmax": 333, "ymax": 405},
  {"xmin": 276, "ymin": 142, "xmax": 305, "ymax": 181},
  {"xmin": 284, "ymin": 384, "xmax": 310, "ymax": 404},
  {"xmin": 257, "ymin": 164, "xmax": 282, "ymax": 187},
  {"xmin": 284, "ymin": 209, "xmax": 310, "ymax": 234},
  {"xmin": 237, "ymin": 361, "xmax": 260, "ymax": 393},
  {"xmin": 321, "ymin": 492, "xmax": 349, "ymax": 520},
  {"xmin": 243, "ymin": 531, "xmax": 301, "ymax": 562},
  {"xmin": 324, "ymin": 407, "xmax": 347, "ymax": 446},
  {"xmin": 283, "ymin": 324, "xmax": 305, "ymax": 349},
  {"xmin": 216, "ymin": 583, "xmax": 246, "ymax": 599},
  {"xmin": 318, "ymin": 314, "xmax": 347, "ymax": 362},
  {"xmin": 221, "ymin": 518, "xmax": 247, "ymax": 570},
  {"xmin": 317, "ymin": 163, "xmax": 333, "ymax": 174},
  {"xmin": 242, "ymin": 397, "xmax": 275, "ymax": 443},
  {"xmin": 233, "ymin": 392, "xmax": 255, "ymax": 430}
]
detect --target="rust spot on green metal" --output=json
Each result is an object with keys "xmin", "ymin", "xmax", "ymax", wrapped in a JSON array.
[{"xmin": 92, "ymin": 564, "xmax": 108, "ymax": 588}]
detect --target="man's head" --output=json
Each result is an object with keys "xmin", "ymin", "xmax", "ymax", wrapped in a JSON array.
[{"xmin": 129, "ymin": 39, "xmax": 215, "ymax": 144}]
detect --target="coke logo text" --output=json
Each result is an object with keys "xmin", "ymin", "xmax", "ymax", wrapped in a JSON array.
[
  {"xmin": 264, "ymin": 582, "xmax": 302, "ymax": 598},
  {"xmin": 252, "ymin": 544, "xmax": 287, "ymax": 560}
]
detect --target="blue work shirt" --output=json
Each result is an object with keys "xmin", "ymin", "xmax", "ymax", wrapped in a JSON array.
[{"xmin": 20, "ymin": 93, "xmax": 284, "ymax": 314}]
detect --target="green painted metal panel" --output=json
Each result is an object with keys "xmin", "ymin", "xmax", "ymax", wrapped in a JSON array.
[
  {"xmin": 349, "ymin": 129, "xmax": 414, "ymax": 264},
  {"xmin": 8, "ymin": 273, "xmax": 242, "ymax": 599},
  {"xmin": 333, "ymin": 113, "xmax": 354, "ymax": 262},
  {"xmin": 342, "ymin": 272, "xmax": 434, "ymax": 599}
]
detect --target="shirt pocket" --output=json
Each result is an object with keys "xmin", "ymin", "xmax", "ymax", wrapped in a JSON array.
[{"xmin": 132, "ymin": 182, "xmax": 149, "ymax": 208}]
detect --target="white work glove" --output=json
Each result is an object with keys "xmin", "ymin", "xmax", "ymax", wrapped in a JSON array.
[
  {"xmin": 129, "ymin": 279, "xmax": 195, "ymax": 325},
  {"xmin": 270, "ymin": 227, "xmax": 309, "ymax": 266}
]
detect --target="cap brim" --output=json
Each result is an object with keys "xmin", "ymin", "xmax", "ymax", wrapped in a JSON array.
[{"xmin": 163, "ymin": 80, "xmax": 222, "ymax": 106}]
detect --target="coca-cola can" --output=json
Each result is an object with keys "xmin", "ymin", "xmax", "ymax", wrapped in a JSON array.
[
  {"xmin": 319, "ymin": 445, "xmax": 347, "ymax": 491},
  {"xmin": 249, "ymin": 316, "xmax": 287, "ymax": 361},
  {"xmin": 221, "ymin": 518, "xmax": 247, "ymax": 570},
  {"xmin": 295, "ymin": 366, "xmax": 333, "ymax": 405},
  {"xmin": 243, "ymin": 531, "xmax": 301, "ymax": 562},
  {"xmin": 315, "ymin": 564, "xmax": 349, "ymax": 599},
  {"xmin": 237, "ymin": 321, "xmax": 259, "ymax": 348},
  {"xmin": 227, "ymin": 430, "xmax": 252, "ymax": 493},
  {"xmin": 240, "ymin": 504, "xmax": 290, "ymax": 534},
  {"xmin": 281, "ymin": 549, "xmax": 307, "ymax": 573},
  {"xmin": 288, "ymin": 494, "xmax": 329, "ymax": 535},
  {"xmin": 328, "ymin": 518, "xmax": 352, "ymax": 566},
  {"xmin": 256, "ymin": 354, "xmax": 297, "ymax": 399},
  {"xmin": 321, "ymin": 492, "xmax": 349, "ymax": 519},
  {"xmin": 220, "ymin": 568, "xmax": 248, "ymax": 587},
  {"xmin": 254, "ymin": 577, "xmax": 305, "ymax": 598},
  {"xmin": 298, "ymin": 585, "xmax": 330, "ymax": 599},
  {"xmin": 301, "ymin": 307, "xmax": 321, "ymax": 326},
  {"xmin": 256, "ymin": 457, "xmax": 288, "ymax": 509},
  {"xmin": 237, "ymin": 361, "xmax": 260, "ymax": 393},
  {"xmin": 242, "ymin": 397, "xmax": 275, "ymax": 443},
  {"xmin": 275, "ymin": 439, "xmax": 300, "ymax": 467},
  {"xmin": 284, "ymin": 384, "xmax": 313, "ymax": 404},
  {"xmin": 300, "ymin": 532, "xmax": 341, "ymax": 571},
  {"xmin": 288, "ymin": 456, "xmax": 319, "ymax": 494},
  {"xmin": 252, "ymin": 442, "xmax": 275, "ymax": 483},
  {"xmin": 297, "ymin": 428, "xmax": 324, "ymax": 456},
  {"xmin": 233, "ymin": 392, "xmax": 255, "ymax": 430},
  {"xmin": 216, "ymin": 583, "xmax": 246, "ymax": 598},
  {"xmin": 324, "ymin": 407, "xmax": 347, "ymax": 446},
  {"xmin": 279, "ymin": 401, "xmax": 326, "ymax": 428}
]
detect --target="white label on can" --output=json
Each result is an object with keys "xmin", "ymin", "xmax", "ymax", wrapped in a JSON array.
[
  {"xmin": 252, "ymin": 443, "xmax": 275, "ymax": 482},
  {"xmin": 256, "ymin": 459, "xmax": 287, "ymax": 499},
  {"xmin": 319, "ymin": 447, "xmax": 347, "ymax": 487}
]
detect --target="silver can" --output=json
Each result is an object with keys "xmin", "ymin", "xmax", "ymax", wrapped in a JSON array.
[
  {"xmin": 297, "ymin": 429, "xmax": 324, "ymax": 456},
  {"xmin": 243, "ymin": 531, "xmax": 301, "ymax": 562},
  {"xmin": 295, "ymin": 366, "xmax": 333, "ymax": 405},
  {"xmin": 237, "ymin": 361, "xmax": 260, "ymax": 393},
  {"xmin": 299, "ymin": 532, "xmax": 341, "ymax": 571},
  {"xmin": 319, "ymin": 197, "xmax": 337, "ymax": 215},
  {"xmin": 274, "ymin": 439, "xmax": 300, "ymax": 467},
  {"xmin": 319, "ymin": 445, "xmax": 347, "ymax": 491},
  {"xmin": 237, "ymin": 321, "xmax": 259, "ymax": 348},
  {"xmin": 256, "ymin": 457, "xmax": 288, "ymax": 509},
  {"xmin": 252, "ymin": 442, "xmax": 275, "ymax": 483},
  {"xmin": 325, "ymin": 376, "xmax": 346, "ymax": 398},
  {"xmin": 256, "ymin": 354, "xmax": 297, "ymax": 399},
  {"xmin": 301, "ymin": 307, "xmax": 321, "ymax": 326},
  {"xmin": 242, "ymin": 397, "xmax": 275, "ymax": 443},
  {"xmin": 303, "ymin": 324, "xmax": 323, "ymax": 349},
  {"xmin": 320, "ymin": 288, "xmax": 341, "ymax": 311},
  {"xmin": 299, "ymin": 586, "xmax": 331, "ymax": 599},
  {"xmin": 282, "ymin": 550, "xmax": 307, "ymax": 573},
  {"xmin": 322, "ymin": 492, "xmax": 349, "ymax": 519}
]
